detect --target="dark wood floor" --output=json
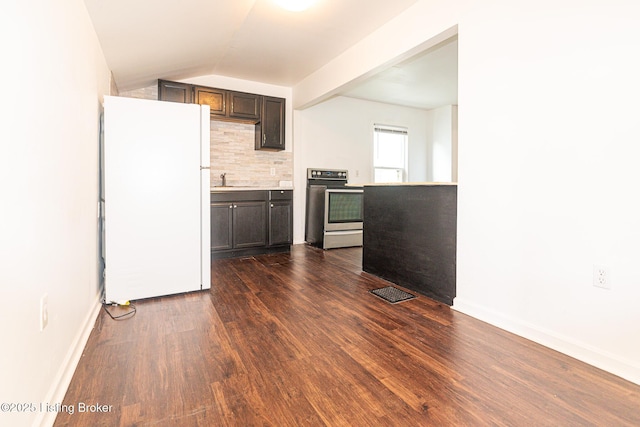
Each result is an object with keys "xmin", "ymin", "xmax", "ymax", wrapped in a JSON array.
[{"xmin": 55, "ymin": 244, "xmax": 640, "ymax": 426}]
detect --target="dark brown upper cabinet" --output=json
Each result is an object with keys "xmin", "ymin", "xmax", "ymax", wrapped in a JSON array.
[
  {"xmin": 194, "ymin": 86, "xmax": 226, "ymax": 117},
  {"xmin": 256, "ymin": 96, "xmax": 285, "ymax": 150},
  {"xmin": 229, "ymin": 91, "xmax": 261, "ymax": 121},
  {"xmin": 196, "ymin": 89, "xmax": 260, "ymax": 121},
  {"xmin": 158, "ymin": 80, "xmax": 193, "ymax": 103},
  {"xmin": 158, "ymin": 79, "xmax": 285, "ymax": 150}
]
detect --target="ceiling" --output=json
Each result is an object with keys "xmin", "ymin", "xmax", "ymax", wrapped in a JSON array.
[
  {"xmin": 340, "ymin": 37, "xmax": 457, "ymax": 110},
  {"xmin": 84, "ymin": 0, "xmax": 457, "ymax": 110}
]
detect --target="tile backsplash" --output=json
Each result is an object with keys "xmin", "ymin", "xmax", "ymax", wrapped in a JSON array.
[
  {"xmin": 119, "ymin": 84, "xmax": 158, "ymax": 100},
  {"xmin": 210, "ymin": 121, "xmax": 292, "ymax": 189},
  {"xmin": 118, "ymin": 83, "xmax": 292, "ymax": 189}
]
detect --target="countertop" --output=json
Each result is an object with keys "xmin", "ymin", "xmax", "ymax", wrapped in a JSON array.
[
  {"xmin": 210, "ymin": 186, "xmax": 294, "ymax": 192},
  {"xmin": 347, "ymin": 182, "xmax": 457, "ymax": 187}
]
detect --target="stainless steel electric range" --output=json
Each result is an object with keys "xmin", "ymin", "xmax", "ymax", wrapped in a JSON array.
[{"xmin": 304, "ymin": 168, "xmax": 363, "ymax": 249}]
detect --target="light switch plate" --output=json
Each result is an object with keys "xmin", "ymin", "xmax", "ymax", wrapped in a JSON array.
[{"xmin": 40, "ymin": 293, "xmax": 49, "ymax": 331}]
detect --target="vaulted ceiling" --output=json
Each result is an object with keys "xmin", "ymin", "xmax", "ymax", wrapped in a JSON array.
[{"xmin": 84, "ymin": 0, "xmax": 457, "ymax": 109}]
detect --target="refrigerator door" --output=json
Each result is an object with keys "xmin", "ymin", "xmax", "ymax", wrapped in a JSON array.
[
  {"xmin": 104, "ymin": 96, "xmax": 208, "ymax": 302},
  {"xmin": 199, "ymin": 105, "xmax": 211, "ymax": 291}
]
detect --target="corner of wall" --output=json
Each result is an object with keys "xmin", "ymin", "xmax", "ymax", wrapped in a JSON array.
[
  {"xmin": 453, "ymin": 298, "xmax": 640, "ymax": 386},
  {"xmin": 33, "ymin": 296, "xmax": 103, "ymax": 427},
  {"xmin": 109, "ymin": 72, "xmax": 119, "ymax": 96}
]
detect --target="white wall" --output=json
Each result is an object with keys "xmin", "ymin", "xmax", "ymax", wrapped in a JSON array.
[
  {"xmin": 0, "ymin": 1, "xmax": 110, "ymax": 426},
  {"xmin": 293, "ymin": 0, "xmax": 640, "ymax": 384},
  {"xmin": 430, "ymin": 105, "xmax": 458, "ymax": 182},
  {"xmin": 456, "ymin": 0, "xmax": 640, "ymax": 384},
  {"xmin": 292, "ymin": 96, "xmax": 431, "ymax": 243}
]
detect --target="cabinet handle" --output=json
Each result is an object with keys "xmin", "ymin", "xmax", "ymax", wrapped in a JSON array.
[
  {"xmin": 270, "ymin": 203, "xmax": 274, "ymax": 208},
  {"xmin": 233, "ymin": 205, "xmax": 237, "ymax": 208},
  {"xmin": 263, "ymin": 134, "xmax": 266, "ymax": 145},
  {"xmin": 229, "ymin": 205, "xmax": 233, "ymax": 209}
]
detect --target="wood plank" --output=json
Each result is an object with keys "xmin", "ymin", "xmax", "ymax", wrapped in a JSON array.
[{"xmin": 54, "ymin": 245, "xmax": 640, "ymax": 426}]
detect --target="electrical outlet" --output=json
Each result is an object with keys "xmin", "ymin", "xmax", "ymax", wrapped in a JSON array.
[
  {"xmin": 270, "ymin": 167, "xmax": 276, "ymax": 176},
  {"xmin": 593, "ymin": 265, "xmax": 611, "ymax": 289},
  {"xmin": 40, "ymin": 294, "xmax": 49, "ymax": 331}
]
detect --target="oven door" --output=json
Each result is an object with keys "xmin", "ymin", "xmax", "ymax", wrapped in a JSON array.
[{"xmin": 324, "ymin": 189, "xmax": 363, "ymax": 232}]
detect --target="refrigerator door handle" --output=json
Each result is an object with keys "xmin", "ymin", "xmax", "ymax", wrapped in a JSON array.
[{"xmin": 200, "ymin": 166, "xmax": 210, "ymax": 170}]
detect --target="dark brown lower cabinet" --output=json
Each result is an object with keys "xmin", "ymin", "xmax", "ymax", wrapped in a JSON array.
[
  {"xmin": 211, "ymin": 190, "xmax": 292, "ymax": 259},
  {"xmin": 210, "ymin": 203, "xmax": 234, "ymax": 251},
  {"xmin": 268, "ymin": 190, "xmax": 293, "ymax": 246},
  {"xmin": 233, "ymin": 201, "xmax": 267, "ymax": 248}
]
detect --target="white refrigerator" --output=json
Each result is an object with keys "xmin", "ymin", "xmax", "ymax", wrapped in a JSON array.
[{"xmin": 102, "ymin": 95, "xmax": 210, "ymax": 303}]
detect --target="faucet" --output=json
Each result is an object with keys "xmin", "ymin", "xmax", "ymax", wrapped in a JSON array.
[{"xmin": 220, "ymin": 173, "xmax": 227, "ymax": 187}]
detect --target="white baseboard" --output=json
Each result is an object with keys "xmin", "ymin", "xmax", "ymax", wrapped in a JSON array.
[
  {"xmin": 453, "ymin": 298, "xmax": 640, "ymax": 386},
  {"xmin": 34, "ymin": 295, "xmax": 102, "ymax": 427}
]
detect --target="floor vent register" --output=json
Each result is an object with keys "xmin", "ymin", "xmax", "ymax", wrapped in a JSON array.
[{"xmin": 370, "ymin": 286, "xmax": 416, "ymax": 304}]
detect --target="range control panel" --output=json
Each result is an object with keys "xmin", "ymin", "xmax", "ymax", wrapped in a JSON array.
[{"xmin": 307, "ymin": 168, "xmax": 349, "ymax": 180}]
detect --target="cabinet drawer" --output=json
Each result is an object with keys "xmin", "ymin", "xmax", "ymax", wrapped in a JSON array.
[
  {"xmin": 269, "ymin": 190, "xmax": 292, "ymax": 200},
  {"xmin": 211, "ymin": 190, "xmax": 267, "ymax": 203}
]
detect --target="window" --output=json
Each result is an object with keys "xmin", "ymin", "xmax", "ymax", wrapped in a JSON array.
[{"xmin": 373, "ymin": 125, "xmax": 408, "ymax": 183}]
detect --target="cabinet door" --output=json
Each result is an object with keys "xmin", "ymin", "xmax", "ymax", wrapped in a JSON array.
[
  {"xmin": 269, "ymin": 200, "xmax": 292, "ymax": 246},
  {"xmin": 195, "ymin": 86, "xmax": 226, "ymax": 117},
  {"xmin": 256, "ymin": 96, "xmax": 285, "ymax": 150},
  {"xmin": 229, "ymin": 91, "xmax": 261, "ymax": 120},
  {"xmin": 233, "ymin": 201, "xmax": 267, "ymax": 248},
  {"xmin": 158, "ymin": 80, "xmax": 193, "ymax": 103},
  {"xmin": 210, "ymin": 203, "xmax": 233, "ymax": 251}
]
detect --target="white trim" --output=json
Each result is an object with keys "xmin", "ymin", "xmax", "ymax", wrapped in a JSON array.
[
  {"xmin": 453, "ymin": 298, "xmax": 640, "ymax": 386},
  {"xmin": 373, "ymin": 124, "xmax": 409, "ymax": 134},
  {"xmin": 34, "ymin": 295, "xmax": 102, "ymax": 427}
]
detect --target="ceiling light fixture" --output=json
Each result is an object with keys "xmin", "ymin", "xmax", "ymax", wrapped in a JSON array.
[{"xmin": 275, "ymin": 0, "xmax": 316, "ymax": 12}]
